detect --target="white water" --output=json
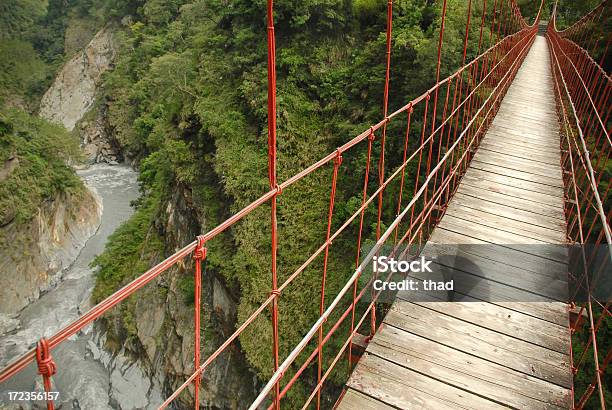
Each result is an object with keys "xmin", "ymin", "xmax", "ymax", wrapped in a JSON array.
[{"xmin": 0, "ymin": 164, "xmax": 162, "ymax": 409}]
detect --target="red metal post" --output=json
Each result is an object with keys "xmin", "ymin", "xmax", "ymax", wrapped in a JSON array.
[
  {"xmin": 316, "ymin": 151, "xmax": 342, "ymax": 410},
  {"xmin": 266, "ymin": 0, "xmax": 281, "ymax": 407},
  {"xmin": 444, "ymin": 0, "xmax": 472, "ymax": 205},
  {"xmin": 193, "ymin": 237, "xmax": 206, "ymax": 409},
  {"xmin": 350, "ymin": 131, "xmax": 375, "ymax": 366},
  {"xmin": 372, "ymin": 0, "xmax": 394, "ymax": 337},
  {"xmin": 394, "ymin": 106, "xmax": 413, "ymax": 244},
  {"xmin": 411, "ymin": 93, "xmax": 430, "ymax": 245},
  {"xmin": 424, "ymin": 0, "xmax": 448, "ymax": 207}
]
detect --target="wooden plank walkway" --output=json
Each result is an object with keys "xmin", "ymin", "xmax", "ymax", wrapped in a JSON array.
[{"xmin": 338, "ymin": 37, "xmax": 572, "ymax": 409}]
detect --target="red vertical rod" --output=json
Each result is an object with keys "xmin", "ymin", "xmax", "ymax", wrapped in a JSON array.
[
  {"xmin": 266, "ymin": 0, "xmax": 281, "ymax": 408},
  {"xmin": 486, "ymin": 0, "xmax": 498, "ymax": 80},
  {"xmin": 445, "ymin": 0, "xmax": 472, "ymax": 204},
  {"xmin": 460, "ymin": 0, "xmax": 486, "ymax": 176},
  {"xmin": 375, "ymin": 0, "xmax": 394, "ymax": 242},
  {"xmin": 430, "ymin": 79, "xmax": 452, "ymax": 216},
  {"xmin": 316, "ymin": 151, "xmax": 341, "ymax": 410},
  {"xmin": 598, "ymin": 37, "xmax": 610, "ymax": 68},
  {"xmin": 411, "ymin": 93, "xmax": 430, "ymax": 247},
  {"xmin": 394, "ymin": 106, "xmax": 413, "ymax": 244},
  {"xmin": 495, "ymin": 0, "xmax": 504, "ymax": 42},
  {"xmin": 350, "ymin": 131, "xmax": 374, "ymax": 367},
  {"xmin": 587, "ymin": 7, "xmax": 604, "ymax": 57},
  {"xmin": 347, "ymin": 267, "xmax": 360, "ymax": 371},
  {"xmin": 372, "ymin": 0, "xmax": 394, "ymax": 338},
  {"xmin": 500, "ymin": 0, "xmax": 509, "ymax": 38},
  {"xmin": 355, "ymin": 132, "xmax": 375, "ymax": 269},
  {"xmin": 35, "ymin": 338, "xmax": 56, "ymax": 410},
  {"xmin": 424, "ymin": 0, "xmax": 448, "ymax": 207},
  {"xmin": 382, "ymin": 0, "xmax": 394, "ymax": 121},
  {"xmin": 193, "ymin": 238, "xmax": 206, "ymax": 409}
]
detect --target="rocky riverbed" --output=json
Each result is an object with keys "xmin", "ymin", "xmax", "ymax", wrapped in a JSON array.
[{"xmin": 0, "ymin": 164, "xmax": 164, "ymax": 409}]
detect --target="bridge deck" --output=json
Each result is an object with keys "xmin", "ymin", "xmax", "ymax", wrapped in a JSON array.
[{"xmin": 339, "ymin": 37, "xmax": 572, "ymax": 409}]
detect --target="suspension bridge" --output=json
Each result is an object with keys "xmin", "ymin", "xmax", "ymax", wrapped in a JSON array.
[
  {"xmin": 0, "ymin": 1, "xmax": 610, "ymax": 409},
  {"xmin": 338, "ymin": 34, "xmax": 572, "ymax": 410}
]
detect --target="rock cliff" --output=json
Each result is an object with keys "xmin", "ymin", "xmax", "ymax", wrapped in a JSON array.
[
  {"xmin": 0, "ymin": 189, "xmax": 102, "ymax": 315},
  {"xmin": 39, "ymin": 26, "xmax": 115, "ymax": 131},
  {"xmin": 97, "ymin": 185, "xmax": 257, "ymax": 408},
  {"xmin": 39, "ymin": 25, "xmax": 121, "ymax": 164}
]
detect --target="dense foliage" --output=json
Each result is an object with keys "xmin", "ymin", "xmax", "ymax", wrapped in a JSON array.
[
  {"xmin": 0, "ymin": 0, "xmax": 74, "ymax": 108},
  {"xmin": 82, "ymin": 0, "xmax": 612, "ymax": 401},
  {"xmin": 0, "ymin": 108, "xmax": 81, "ymax": 227},
  {"xmin": 0, "ymin": 1, "xmax": 87, "ymax": 234}
]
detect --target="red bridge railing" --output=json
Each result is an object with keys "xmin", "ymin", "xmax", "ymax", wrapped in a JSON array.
[
  {"xmin": 547, "ymin": 1, "xmax": 611, "ymax": 408},
  {"xmin": 1, "ymin": 1, "xmax": 548, "ymax": 409}
]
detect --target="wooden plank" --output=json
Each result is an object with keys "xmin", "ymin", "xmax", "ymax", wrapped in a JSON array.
[
  {"xmin": 482, "ymin": 131, "xmax": 559, "ymax": 148},
  {"xmin": 416, "ymin": 245, "xmax": 569, "ymax": 302},
  {"xmin": 437, "ymin": 217, "xmax": 568, "ymax": 263},
  {"xmin": 400, "ymin": 261, "xmax": 568, "ymax": 315},
  {"xmin": 385, "ymin": 301, "xmax": 572, "ymax": 388},
  {"xmin": 506, "ymin": 82, "xmax": 555, "ymax": 92},
  {"xmin": 462, "ymin": 167, "xmax": 564, "ymax": 198},
  {"xmin": 499, "ymin": 99, "xmax": 556, "ymax": 109},
  {"xmin": 490, "ymin": 112, "xmax": 558, "ymax": 129},
  {"xmin": 457, "ymin": 183, "xmax": 565, "ymax": 220},
  {"xmin": 475, "ymin": 145, "xmax": 561, "ymax": 170},
  {"xmin": 485, "ymin": 130, "xmax": 561, "ymax": 150},
  {"xmin": 401, "ymin": 301, "xmax": 570, "ymax": 353},
  {"xmin": 403, "ymin": 287, "xmax": 570, "ymax": 331},
  {"xmin": 459, "ymin": 173, "xmax": 564, "ymax": 209},
  {"xmin": 428, "ymin": 227, "xmax": 567, "ymax": 273},
  {"xmin": 423, "ymin": 228, "xmax": 567, "ymax": 300},
  {"xmin": 346, "ymin": 353, "xmax": 507, "ymax": 409},
  {"xmin": 428, "ymin": 228, "xmax": 569, "ymax": 285},
  {"xmin": 501, "ymin": 108, "xmax": 558, "ymax": 120},
  {"xmin": 397, "ymin": 273, "xmax": 569, "ymax": 326},
  {"xmin": 407, "ymin": 259, "xmax": 566, "ymax": 309},
  {"xmin": 408, "ymin": 290, "xmax": 568, "ymax": 331},
  {"xmin": 422, "ymin": 238, "xmax": 568, "ymax": 281},
  {"xmin": 445, "ymin": 202, "xmax": 566, "ymax": 243},
  {"xmin": 501, "ymin": 95, "xmax": 557, "ymax": 107},
  {"xmin": 499, "ymin": 98, "xmax": 557, "ymax": 112},
  {"xmin": 499, "ymin": 92, "xmax": 555, "ymax": 104},
  {"xmin": 469, "ymin": 160, "xmax": 564, "ymax": 188},
  {"xmin": 472, "ymin": 150, "xmax": 563, "ymax": 180},
  {"xmin": 479, "ymin": 142, "xmax": 560, "ymax": 166},
  {"xmin": 478, "ymin": 141, "xmax": 560, "ymax": 163},
  {"xmin": 450, "ymin": 192, "xmax": 566, "ymax": 232},
  {"xmin": 368, "ymin": 325, "xmax": 571, "ymax": 409},
  {"xmin": 496, "ymin": 112, "xmax": 558, "ymax": 124},
  {"xmin": 506, "ymin": 86, "xmax": 555, "ymax": 96},
  {"xmin": 424, "ymin": 239, "xmax": 569, "ymax": 326},
  {"xmin": 495, "ymin": 107, "xmax": 558, "ymax": 122},
  {"xmin": 473, "ymin": 148, "xmax": 563, "ymax": 177},
  {"xmin": 395, "ymin": 262, "xmax": 568, "ymax": 328},
  {"xmin": 486, "ymin": 127, "xmax": 560, "ymax": 145},
  {"xmin": 439, "ymin": 214, "xmax": 550, "ymax": 245},
  {"xmin": 488, "ymin": 122, "xmax": 559, "ymax": 140},
  {"xmin": 502, "ymin": 93, "xmax": 557, "ymax": 105},
  {"xmin": 495, "ymin": 113, "xmax": 559, "ymax": 128},
  {"xmin": 336, "ymin": 390, "xmax": 397, "ymax": 410}
]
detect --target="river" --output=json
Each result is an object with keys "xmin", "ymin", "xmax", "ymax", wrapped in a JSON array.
[{"xmin": 0, "ymin": 164, "xmax": 162, "ymax": 409}]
